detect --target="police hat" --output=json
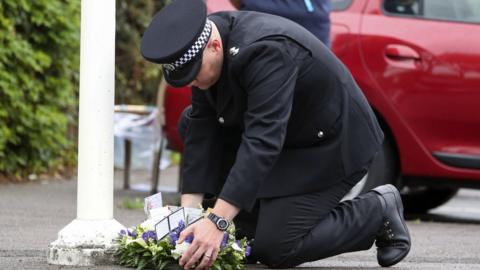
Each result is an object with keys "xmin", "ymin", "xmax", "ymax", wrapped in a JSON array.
[{"xmin": 141, "ymin": 0, "xmax": 211, "ymax": 87}]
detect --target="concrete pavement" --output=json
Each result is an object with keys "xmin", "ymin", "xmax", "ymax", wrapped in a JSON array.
[{"xmin": 2, "ymin": 167, "xmax": 480, "ymax": 269}]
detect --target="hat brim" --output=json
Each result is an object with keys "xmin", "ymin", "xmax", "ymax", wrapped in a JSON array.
[{"xmin": 164, "ymin": 57, "xmax": 202, "ymax": 88}]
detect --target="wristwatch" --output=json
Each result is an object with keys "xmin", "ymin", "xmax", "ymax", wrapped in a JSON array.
[{"xmin": 206, "ymin": 212, "xmax": 230, "ymax": 231}]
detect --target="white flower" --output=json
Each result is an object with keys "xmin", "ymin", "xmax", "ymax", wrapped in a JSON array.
[
  {"xmin": 140, "ymin": 219, "xmax": 156, "ymax": 231},
  {"xmin": 172, "ymin": 241, "xmax": 190, "ymax": 257},
  {"xmin": 126, "ymin": 238, "xmax": 147, "ymax": 248},
  {"xmin": 231, "ymin": 242, "xmax": 243, "ymax": 252}
]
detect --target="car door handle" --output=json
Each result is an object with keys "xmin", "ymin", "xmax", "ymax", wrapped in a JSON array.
[{"xmin": 385, "ymin": 44, "xmax": 421, "ymax": 61}]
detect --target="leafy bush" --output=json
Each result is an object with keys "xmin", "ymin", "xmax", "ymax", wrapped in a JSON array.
[
  {"xmin": 0, "ymin": 0, "xmax": 168, "ymax": 178},
  {"xmin": 0, "ymin": 0, "xmax": 80, "ymax": 177},
  {"xmin": 115, "ymin": 0, "xmax": 169, "ymax": 105}
]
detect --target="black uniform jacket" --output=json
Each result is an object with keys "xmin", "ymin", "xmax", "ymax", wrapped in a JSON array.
[{"xmin": 181, "ymin": 11, "xmax": 384, "ymax": 212}]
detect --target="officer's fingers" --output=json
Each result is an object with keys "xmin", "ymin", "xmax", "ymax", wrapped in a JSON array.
[
  {"xmin": 179, "ymin": 241, "xmax": 198, "ymax": 266},
  {"xmin": 184, "ymin": 245, "xmax": 205, "ymax": 270},
  {"xmin": 206, "ymin": 247, "xmax": 219, "ymax": 269},
  {"xmin": 196, "ymin": 247, "xmax": 215, "ymax": 270},
  {"xmin": 178, "ymin": 226, "xmax": 194, "ymax": 244}
]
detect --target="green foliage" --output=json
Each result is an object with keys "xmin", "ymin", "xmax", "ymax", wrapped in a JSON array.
[
  {"xmin": 116, "ymin": 227, "xmax": 179, "ymax": 270},
  {"xmin": 115, "ymin": 0, "xmax": 170, "ymax": 105},
  {"xmin": 122, "ymin": 197, "xmax": 145, "ymax": 210},
  {"xmin": 0, "ymin": 0, "xmax": 170, "ymax": 177},
  {"xmin": 0, "ymin": 0, "xmax": 80, "ymax": 177}
]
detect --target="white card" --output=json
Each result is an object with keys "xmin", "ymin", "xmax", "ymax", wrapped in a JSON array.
[
  {"xmin": 149, "ymin": 207, "xmax": 171, "ymax": 221},
  {"xmin": 144, "ymin": 193, "xmax": 163, "ymax": 217},
  {"xmin": 168, "ymin": 207, "xmax": 186, "ymax": 231},
  {"xmin": 155, "ymin": 217, "xmax": 170, "ymax": 240},
  {"xmin": 184, "ymin": 207, "xmax": 203, "ymax": 225},
  {"xmin": 168, "ymin": 205, "xmax": 182, "ymax": 212},
  {"xmin": 187, "ymin": 215, "xmax": 203, "ymax": 225}
]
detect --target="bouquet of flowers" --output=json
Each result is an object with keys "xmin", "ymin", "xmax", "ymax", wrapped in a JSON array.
[{"xmin": 115, "ymin": 206, "xmax": 251, "ymax": 270}]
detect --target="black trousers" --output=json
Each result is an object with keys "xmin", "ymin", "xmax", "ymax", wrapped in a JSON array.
[
  {"xmin": 251, "ymin": 171, "xmax": 383, "ymax": 268},
  {"xmin": 178, "ymin": 107, "xmax": 384, "ymax": 268}
]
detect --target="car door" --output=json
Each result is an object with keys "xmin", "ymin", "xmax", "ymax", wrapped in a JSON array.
[{"xmin": 360, "ymin": 0, "xmax": 480, "ymax": 172}]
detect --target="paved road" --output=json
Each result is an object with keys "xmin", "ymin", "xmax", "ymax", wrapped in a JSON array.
[{"xmin": 1, "ymin": 169, "xmax": 480, "ymax": 269}]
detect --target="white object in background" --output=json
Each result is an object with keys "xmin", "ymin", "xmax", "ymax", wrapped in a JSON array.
[
  {"xmin": 113, "ymin": 108, "xmax": 159, "ymax": 141},
  {"xmin": 113, "ymin": 110, "xmax": 172, "ymax": 171},
  {"xmin": 47, "ymin": 0, "xmax": 124, "ymax": 266}
]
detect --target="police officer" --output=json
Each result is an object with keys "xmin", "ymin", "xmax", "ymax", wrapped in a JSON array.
[{"xmin": 141, "ymin": 0, "xmax": 411, "ymax": 269}]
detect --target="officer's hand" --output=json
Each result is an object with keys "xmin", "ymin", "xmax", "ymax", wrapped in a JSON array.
[{"xmin": 178, "ymin": 218, "xmax": 224, "ymax": 270}]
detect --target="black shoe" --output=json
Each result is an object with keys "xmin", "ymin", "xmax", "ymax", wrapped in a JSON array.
[{"xmin": 372, "ymin": 184, "xmax": 411, "ymax": 267}]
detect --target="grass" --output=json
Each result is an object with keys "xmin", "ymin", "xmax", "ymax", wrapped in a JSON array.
[{"xmin": 121, "ymin": 197, "xmax": 144, "ymax": 210}]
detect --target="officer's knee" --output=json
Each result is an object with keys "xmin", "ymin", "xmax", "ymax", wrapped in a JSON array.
[
  {"xmin": 177, "ymin": 105, "xmax": 192, "ymax": 142},
  {"xmin": 253, "ymin": 235, "xmax": 300, "ymax": 268}
]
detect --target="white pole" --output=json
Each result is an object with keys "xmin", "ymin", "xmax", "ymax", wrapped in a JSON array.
[
  {"xmin": 48, "ymin": 0, "xmax": 124, "ymax": 265},
  {"xmin": 76, "ymin": 0, "xmax": 115, "ymax": 221}
]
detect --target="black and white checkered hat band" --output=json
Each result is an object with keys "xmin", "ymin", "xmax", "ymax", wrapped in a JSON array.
[{"xmin": 163, "ymin": 20, "xmax": 212, "ymax": 71}]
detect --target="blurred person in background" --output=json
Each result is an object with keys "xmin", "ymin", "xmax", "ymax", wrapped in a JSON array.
[{"xmin": 230, "ymin": 0, "xmax": 331, "ymax": 47}]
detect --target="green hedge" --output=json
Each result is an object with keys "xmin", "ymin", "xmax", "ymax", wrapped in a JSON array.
[
  {"xmin": 115, "ymin": 0, "xmax": 169, "ymax": 105},
  {"xmin": 0, "ymin": 0, "xmax": 80, "ymax": 178},
  {"xmin": 0, "ymin": 0, "xmax": 169, "ymax": 178}
]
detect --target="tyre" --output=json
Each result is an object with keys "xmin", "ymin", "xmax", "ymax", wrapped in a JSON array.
[
  {"xmin": 343, "ymin": 135, "xmax": 458, "ymax": 213},
  {"xmin": 401, "ymin": 186, "xmax": 458, "ymax": 214},
  {"xmin": 342, "ymin": 136, "xmax": 398, "ymax": 201}
]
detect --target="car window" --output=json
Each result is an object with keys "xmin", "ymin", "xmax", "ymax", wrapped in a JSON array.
[
  {"xmin": 383, "ymin": 0, "xmax": 480, "ymax": 24},
  {"xmin": 332, "ymin": 0, "xmax": 353, "ymax": 11}
]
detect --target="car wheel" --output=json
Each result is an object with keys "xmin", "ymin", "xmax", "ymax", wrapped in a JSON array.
[
  {"xmin": 342, "ymin": 135, "xmax": 458, "ymax": 213},
  {"xmin": 343, "ymin": 136, "xmax": 398, "ymax": 201},
  {"xmin": 401, "ymin": 186, "xmax": 458, "ymax": 214}
]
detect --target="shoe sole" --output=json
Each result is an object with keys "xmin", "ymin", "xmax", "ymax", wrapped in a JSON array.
[{"xmin": 374, "ymin": 184, "xmax": 411, "ymax": 267}]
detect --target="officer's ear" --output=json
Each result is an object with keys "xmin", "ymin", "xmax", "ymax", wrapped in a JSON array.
[{"xmin": 207, "ymin": 39, "xmax": 222, "ymax": 54}]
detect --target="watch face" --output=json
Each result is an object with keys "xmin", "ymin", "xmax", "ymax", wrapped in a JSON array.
[{"xmin": 217, "ymin": 219, "xmax": 229, "ymax": 230}]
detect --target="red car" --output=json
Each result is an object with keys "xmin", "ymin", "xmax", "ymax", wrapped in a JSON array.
[{"xmin": 163, "ymin": 0, "xmax": 480, "ymax": 213}]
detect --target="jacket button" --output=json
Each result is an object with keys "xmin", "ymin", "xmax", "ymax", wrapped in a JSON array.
[
  {"xmin": 218, "ymin": 117, "xmax": 225, "ymax": 124},
  {"xmin": 317, "ymin": 131, "xmax": 324, "ymax": 138}
]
